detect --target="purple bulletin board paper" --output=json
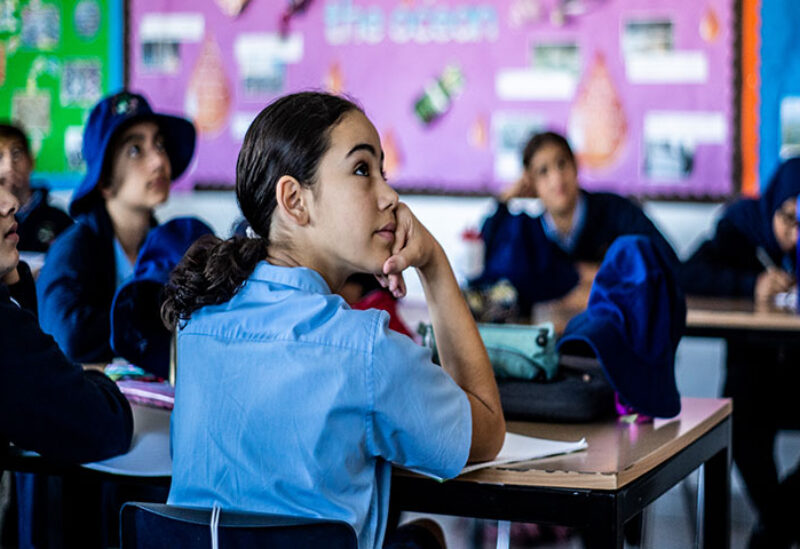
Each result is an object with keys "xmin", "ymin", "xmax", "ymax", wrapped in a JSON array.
[{"xmin": 130, "ymin": 0, "xmax": 734, "ymax": 198}]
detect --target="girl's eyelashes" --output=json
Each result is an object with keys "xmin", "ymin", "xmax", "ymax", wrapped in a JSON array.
[
  {"xmin": 354, "ymin": 162, "xmax": 369, "ymax": 176},
  {"xmin": 127, "ymin": 144, "xmax": 141, "ymax": 158}
]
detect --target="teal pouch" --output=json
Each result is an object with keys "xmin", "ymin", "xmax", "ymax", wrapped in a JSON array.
[{"xmin": 418, "ymin": 322, "xmax": 559, "ymax": 381}]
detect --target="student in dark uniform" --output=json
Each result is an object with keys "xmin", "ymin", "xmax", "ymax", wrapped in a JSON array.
[
  {"xmin": 0, "ymin": 185, "xmax": 133, "ymax": 547},
  {"xmin": 681, "ymin": 158, "xmax": 800, "ymax": 549},
  {"xmin": 0, "ymin": 124, "xmax": 72, "ymax": 253},
  {"xmin": 476, "ymin": 131, "xmax": 677, "ymax": 314},
  {"xmin": 36, "ymin": 91, "xmax": 195, "ymax": 365}
]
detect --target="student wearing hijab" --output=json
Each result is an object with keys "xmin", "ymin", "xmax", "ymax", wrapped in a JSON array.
[
  {"xmin": 36, "ymin": 91, "xmax": 195, "ymax": 366},
  {"xmin": 681, "ymin": 158, "xmax": 800, "ymax": 548},
  {"xmin": 476, "ymin": 131, "xmax": 677, "ymax": 315}
]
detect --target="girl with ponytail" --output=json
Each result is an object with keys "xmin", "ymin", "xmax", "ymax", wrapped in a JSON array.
[{"xmin": 163, "ymin": 92, "xmax": 504, "ymax": 549}]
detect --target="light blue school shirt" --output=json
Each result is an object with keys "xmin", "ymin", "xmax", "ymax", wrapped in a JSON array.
[
  {"xmin": 167, "ymin": 262, "xmax": 472, "ymax": 549},
  {"xmin": 541, "ymin": 193, "xmax": 586, "ymax": 253},
  {"xmin": 113, "ymin": 239, "xmax": 134, "ymax": 290}
]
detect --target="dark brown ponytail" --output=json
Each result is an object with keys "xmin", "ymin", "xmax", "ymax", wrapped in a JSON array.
[{"xmin": 161, "ymin": 235, "xmax": 269, "ymax": 328}]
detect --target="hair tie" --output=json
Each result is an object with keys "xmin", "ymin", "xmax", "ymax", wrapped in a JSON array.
[{"xmin": 245, "ymin": 226, "xmax": 257, "ymax": 239}]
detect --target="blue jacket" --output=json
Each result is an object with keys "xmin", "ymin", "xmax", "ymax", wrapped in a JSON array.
[
  {"xmin": 476, "ymin": 190, "xmax": 677, "ymax": 311},
  {"xmin": 37, "ymin": 203, "xmax": 156, "ymax": 363},
  {"xmin": 1, "ymin": 272, "xmax": 132, "ymax": 463}
]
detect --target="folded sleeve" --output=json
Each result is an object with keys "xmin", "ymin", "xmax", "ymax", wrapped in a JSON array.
[
  {"xmin": 37, "ymin": 227, "xmax": 114, "ymax": 363},
  {"xmin": 0, "ymin": 295, "xmax": 133, "ymax": 463},
  {"xmin": 365, "ymin": 312, "xmax": 472, "ymax": 480}
]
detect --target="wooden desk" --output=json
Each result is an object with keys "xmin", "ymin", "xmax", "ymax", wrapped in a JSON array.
[
  {"xmin": 684, "ymin": 296, "xmax": 800, "ymax": 339},
  {"xmin": 535, "ymin": 296, "xmax": 800, "ymax": 340},
  {"xmin": 391, "ymin": 397, "xmax": 732, "ymax": 549}
]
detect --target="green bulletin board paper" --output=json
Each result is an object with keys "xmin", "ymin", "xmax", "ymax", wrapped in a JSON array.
[{"xmin": 0, "ymin": 0, "xmax": 122, "ymax": 188}]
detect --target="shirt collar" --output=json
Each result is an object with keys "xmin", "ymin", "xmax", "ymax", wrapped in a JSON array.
[
  {"xmin": 541, "ymin": 193, "xmax": 586, "ymax": 252},
  {"xmin": 251, "ymin": 261, "xmax": 332, "ymax": 295}
]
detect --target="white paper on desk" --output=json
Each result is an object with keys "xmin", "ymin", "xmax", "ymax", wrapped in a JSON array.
[{"xmin": 460, "ymin": 432, "xmax": 587, "ymax": 475}]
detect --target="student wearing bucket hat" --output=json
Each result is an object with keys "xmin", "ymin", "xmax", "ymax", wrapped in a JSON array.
[
  {"xmin": 475, "ymin": 131, "xmax": 677, "ymax": 316},
  {"xmin": 557, "ymin": 235, "xmax": 685, "ymax": 420},
  {"xmin": 36, "ymin": 91, "xmax": 195, "ymax": 365},
  {"xmin": 681, "ymin": 158, "xmax": 800, "ymax": 548}
]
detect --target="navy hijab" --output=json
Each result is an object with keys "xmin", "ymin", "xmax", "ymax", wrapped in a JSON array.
[{"xmin": 723, "ymin": 158, "xmax": 800, "ymax": 261}]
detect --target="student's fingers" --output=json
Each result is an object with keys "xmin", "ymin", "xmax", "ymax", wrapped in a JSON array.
[
  {"xmin": 382, "ymin": 252, "xmax": 411, "ymax": 275},
  {"xmin": 386, "ymin": 272, "xmax": 407, "ymax": 298}
]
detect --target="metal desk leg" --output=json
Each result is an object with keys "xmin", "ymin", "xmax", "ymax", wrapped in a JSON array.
[
  {"xmin": 702, "ymin": 418, "xmax": 732, "ymax": 549},
  {"xmin": 584, "ymin": 497, "xmax": 624, "ymax": 549}
]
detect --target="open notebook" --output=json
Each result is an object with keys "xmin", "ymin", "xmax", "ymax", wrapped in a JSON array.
[
  {"xmin": 408, "ymin": 432, "xmax": 587, "ymax": 481},
  {"xmin": 460, "ymin": 432, "xmax": 587, "ymax": 475}
]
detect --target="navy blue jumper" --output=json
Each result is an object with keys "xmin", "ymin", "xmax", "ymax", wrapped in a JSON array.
[{"xmin": 477, "ymin": 190, "xmax": 677, "ymax": 312}]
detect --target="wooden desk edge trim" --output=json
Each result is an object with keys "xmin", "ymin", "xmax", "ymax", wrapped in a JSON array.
[
  {"xmin": 437, "ymin": 400, "xmax": 732, "ymax": 491},
  {"xmin": 687, "ymin": 310, "xmax": 800, "ymax": 330}
]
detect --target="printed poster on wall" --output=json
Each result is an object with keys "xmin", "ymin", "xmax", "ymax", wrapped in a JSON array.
[
  {"xmin": 130, "ymin": 0, "xmax": 734, "ymax": 198},
  {"xmin": 0, "ymin": 0, "xmax": 121, "ymax": 185}
]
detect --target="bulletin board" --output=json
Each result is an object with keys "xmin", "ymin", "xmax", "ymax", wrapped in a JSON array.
[
  {"xmin": 129, "ymin": 0, "xmax": 735, "ymax": 198},
  {"xmin": 758, "ymin": 0, "xmax": 800, "ymax": 190},
  {"xmin": 0, "ymin": 0, "xmax": 123, "ymax": 187}
]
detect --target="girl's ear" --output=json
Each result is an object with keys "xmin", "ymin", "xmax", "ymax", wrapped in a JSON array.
[{"xmin": 275, "ymin": 175, "xmax": 309, "ymax": 226}]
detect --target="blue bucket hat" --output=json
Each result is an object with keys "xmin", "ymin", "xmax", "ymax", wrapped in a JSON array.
[
  {"xmin": 70, "ymin": 91, "xmax": 196, "ymax": 216},
  {"xmin": 557, "ymin": 235, "xmax": 686, "ymax": 418},
  {"xmin": 110, "ymin": 217, "xmax": 213, "ymax": 377}
]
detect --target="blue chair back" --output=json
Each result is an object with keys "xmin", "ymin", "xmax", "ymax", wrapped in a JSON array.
[{"xmin": 120, "ymin": 502, "xmax": 358, "ymax": 548}]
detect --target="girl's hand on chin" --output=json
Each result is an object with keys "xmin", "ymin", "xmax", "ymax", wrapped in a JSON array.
[{"xmin": 377, "ymin": 203, "xmax": 436, "ymax": 298}]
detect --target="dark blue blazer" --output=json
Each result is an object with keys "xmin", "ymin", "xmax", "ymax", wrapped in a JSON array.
[
  {"xmin": 37, "ymin": 204, "xmax": 156, "ymax": 364},
  {"xmin": 1, "ymin": 278, "xmax": 132, "ymax": 463},
  {"xmin": 477, "ymin": 190, "xmax": 677, "ymax": 312}
]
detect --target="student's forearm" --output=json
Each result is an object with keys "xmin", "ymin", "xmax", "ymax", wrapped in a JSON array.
[{"xmin": 417, "ymin": 244, "xmax": 505, "ymax": 461}]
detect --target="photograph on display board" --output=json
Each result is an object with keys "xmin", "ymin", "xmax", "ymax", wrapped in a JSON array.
[
  {"xmin": 0, "ymin": 0, "xmax": 119, "ymax": 179},
  {"xmin": 128, "ymin": 0, "xmax": 735, "ymax": 199}
]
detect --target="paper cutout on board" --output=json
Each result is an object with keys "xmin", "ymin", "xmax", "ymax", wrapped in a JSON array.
[
  {"xmin": 642, "ymin": 111, "xmax": 725, "ymax": 181},
  {"xmin": 569, "ymin": 53, "xmax": 627, "ymax": 170},
  {"xmin": 21, "ymin": 0, "xmax": 59, "ymax": 50},
  {"xmin": 469, "ymin": 115, "xmax": 488, "ymax": 150},
  {"xmin": 325, "ymin": 61, "xmax": 344, "ymax": 95},
  {"xmin": 0, "ymin": 0, "xmax": 18, "ymax": 33},
  {"xmin": 12, "ymin": 90, "xmax": 50, "ymax": 153},
  {"xmin": 140, "ymin": 13, "xmax": 204, "ymax": 74},
  {"xmin": 74, "ymin": 0, "xmax": 100, "ymax": 39},
  {"xmin": 214, "ymin": 0, "xmax": 250, "ymax": 18},
  {"xmin": 509, "ymin": 0, "xmax": 542, "ymax": 27},
  {"xmin": 234, "ymin": 33, "xmax": 302, "ymax": 97},
  {"xmin": 185, "ymin": 35, "xmax": 231, "ymax": 136},
  {"xmin": 0, "ymin": 42, "xmax": 5, "ymax": 86},
  {"xmin": 699, "ymin": 7, "xmax": 720, "ymax": 43},
  {"xmin": 382, "ymin": 129, "xmax": 402, "ymax": 179},
  {"xmin": 280, "ymin": 0, "xmax": 313, "ymax": 35},
  {"xmin": 62, "ymin": 60, "xmax": 102, "ymax": 106},
  {"xmin": 414, "ymin": 65, "xmax": 465, "ymax": 125}
]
